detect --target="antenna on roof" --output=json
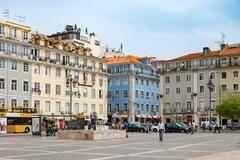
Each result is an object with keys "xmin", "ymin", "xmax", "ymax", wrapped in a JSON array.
[
  {"xmin": 3, "ymin": 9, "xmax": 9, "ymax": 21},
  {"xmin": 13, "ymin": 15, "xmax": 25, "ymax": 24},
  {"xmin": 215, "ymin": 32, "xmax": 226, "ymax": 50}
]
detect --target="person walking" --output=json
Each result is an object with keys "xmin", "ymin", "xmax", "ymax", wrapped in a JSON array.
[
  {"xmin": 192, "ymin": 120, "xmax": 196, "ymax": 134},
  {"xmin": 146, "ymin": 121, "xmax": 150, "ymax": 133},
  {"xmin": 158, "ymin": 119, "xmax": 165, "ymax": 141},
  {"xmin": 202, "ymin": 121, "xmax": 206, "ymax": 132},
  {"xmin": 214, "ymin": 120, "xmax": 220, "ymax": 134}
]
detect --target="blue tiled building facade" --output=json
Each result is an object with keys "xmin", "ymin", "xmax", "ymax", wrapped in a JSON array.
[{"xmin": 107, "ymin": 56, "xmax": 161, "ymax": 123}]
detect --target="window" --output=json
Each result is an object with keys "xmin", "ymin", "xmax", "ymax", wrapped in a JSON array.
[
  {"xmin": 233, "ymin": 71, "xmax": 238, "ymax": 78},
  {"xmin": 186, "ymin": 74, "xmax": 191, "ymax": 81},
  {"xmin": 34, "ymin": 100, "xmax": 40, "ymax": 113},
  {"xmin": 222, "ymin": 72, "xmax": 227, "ymax": 79},
  {"xmin": 11, "ymin": 44, "xmax": 17, "ymax": 55},
  {"xmin": 74, "ymin": 57, "xmax": 79, "ymax": 66},
  {"xmin": 23, "ymin": 63, "xmax": 29, "ymax": 72},
  {"xmin": 0, "ymin": 98, "xmax": 5, "ymax": 106},
  {"xmin": 123, "ymin": 77, "xmax": 128, "ymax": 85},
  {"xmin": 166, "ymin": 88, "xmax": 170, "ymax": 95},
  {"xmin": 115, "ymin": 90, "xmax": 120, "ymax": 98},
  {"xmin": 165, "ymin": 76, "xmax": 170, "ymax": 83},
  {"xmin": 176, "ymin": 75, "xmax": 180, "ymax": 82},
  {"xmin": 99, "ymin": 62, "xmax": 103, "ymax": 71},
  {"xmin": 123, "ymin": 65, "xmax": 128, "ymax": 72},
  {"xmin": 45, "ymin": 66, "xmax": 51, "ymax": 75},
  {"xmin": 141, "ymin": 91, "xmax": 144, "ymax": 99},
  {"xmin": 56, "ymin": 85, "xmax": 61, "ymax": 95},
  {"xmin": 200, "ymin": 86, "xmax": 204, "ymax": 93},
  {"xmin": 156, "ymin": 93, "xmax": 160, "ymax": 100},
  {"xmin": 99, "ymin": 77, "xmax": 103, "ymax": 86},
  {"xmin": 11, "ymin": 61, "xmax": 17, "ymax": 70},
  {"xmin": 0, "ymin": 78, "xmax": 5, "ymax": 89},
  {"xmin": 146, "ymin": 80, "xmax": 149, "ymax": 86},
  {"xmin": 210, "ymin": 59, "xmax": 216, "ymax": 67},
  {"xmin": 176, "ymin": 102, "xmax": 181, "ymax": 113},
  {"xmin": 23, "ymin": 32, "xmax": 28, "ymax": 40},
  {"xmin": 165, "ymin": 63, "xmax": 170, "ymax": 69},
  {"xmin": 23, "ymin": 100, "xmax": 28, "ymax": 107},
  {"xmin": 135, "ymin": 78, "xmax": 138, "ymax": 84},
  {"xmin": 151, "ymin": 105, "xmax": 154, "ymax": 112},
  {"xmin": 141, "ymin": 104, "xmax": 144, "ymax": 111},
  {"xmin": 56, "ymin": 68, "xmax": 61, "ymax": 77},
  {"xmin": 151, "ymin": 92, "xmax": 154, "ymax": 100},
  {"xmin": 186, "ymin": 61, "xmax": 191, "ymax": 68},
  {"xmin": 11, "ymin": 80, "xmax": 17, "ymax": 91},
  {"xmin": 83, "ymin": 59, "xmax": 88, "ymax": 68},
  {"xmin": 65, "ymin": 102, "xmax": 70, "ymax": 114},
  {"xmin": 34, "ymin": 64, "xmax": 40, "ymax": 74},
  {"xmin": 91, "ymin": 89, "xmax": 96, "ymax": 98},
  {"xmin": 83, "ymin": 88, "xmax": 88, "ymax": 97},
  {"xmin": 83, "ymin": 103, "xmax": 88, "ymax": 113},
  {"xmin": 56, "ymin": 54, "xmax": 61, "ymax": 63},
  {"xmin": 99, "ymin": 90, "xmax": 103, "ymax": 98},
  {"xmin": 141, "ymin": 79, "xmax": 144, "ymax": 85},
  {"xmin": 0, "ymin": 25, "xmax": 4, "ymax": 35},
  {"xmin": 115, "ymin": 103, "xmax": 120, "ymax": 112},
  {"xmin": 233, "ymin": 84, "xmax": 239, "ymax": 91},
  {"xmin": 23, "ymin": 81, "xmax": 29, "ymax": 92},
  {"xmin": 176, "ymin": 87, "xmax": 180, "ymax": 94},
  {"xmin": 91, "ymin": 104, "xmax": 96, "ymax": 113},
  {"xmin": 34, "ymin": 82, "xmax": 40, "ymax": 90},
  {"xmin": 107, "ymin": 104, "xmax": 112, "ymax": 112},
  {"xmin": 115, "ymin": 66, "xmax": 120, "ymax": 73},
  {"xmin": 107, "ymin": 91, "xmax": 112, "ymax": 99},
  {"xmin": 108, "ymin": 79, "xmax": 112, "ymax": 86},
  {"xmin": 221, "ymin": 58, "xmax": 227, "ymax": 66},
  {"xmin": 0, "ymin": 59, "xmax": 5, "ymax": 69},
  {"xmin": 146, "ymin": 104, "xmax": 149, "ymax": 112},
  {"xmin": 0, "ymin": 42, "xmax": 5, "ymax": 52},
  {"xmin": 123, "ymin": 103, "xmax": 128, "ymax": 111},
  {"xmin": 23, "ymin": 46, "xmax": 28, "ymax": 56},
  {"xmin": 92, "ymin": 61, "xmax": 96, "ymax": 69},
  {"xmin": 156, "ymin": 81, "xmax": 159, "ymax": 88},
  {"xmin": 115, "ymin": 77, "xmax": 120, "ymax": 85},
  {"xmin": 45, "ymin": 83, "xmax": 51, "ymax": 94},
  {"xmin": 221, "ymin": 85, "xmax": 227, "ymax": 91},
  {"xmin": 11, "ymin": 99, "xmax": 17, "ymax": 107},
  {"xmin": 45, "ymin": 101, "xmax": 51, "ymax": 112},
  {"xmin": 187, "ymin": 87, "xmax": 191, "ymax": 93},
  {"xmin": 146, "ymin": 92, "xmax": 149, "ymax": 99},
  {"xmin": 151, "ymin": 80, "xmax": 154, "ymax": 87},
  {"xmin": 56, "ymin": 102, "xmax": 61, "ymax": 113},
  {"xmin": 199, "ymin": 73, "xmax": 204, "ymax": 80},
  {"xmin": 135, "ymin": 90, "xmax": 138, "ymax": 98},
  {"xmin": 200, "ymin": 60, "xmax": 204, "ymax": 67},
  {"xmin": 123, "ymin": 90, "xmax": 128, "ymax": 98},
  {"xmin": 187, "ymin": 102, "xmax": 191, "ymax": 111},
  {"xmin": 199, "ymin": 101, "xmax": 205, "ymax": 112},
  {"xmin": 156, "ymin": 105, "xmax": 159, "ymax": 112},
  {"xmin": 210, "ymin": 72, "xmax": 215, "ymax": 79}
]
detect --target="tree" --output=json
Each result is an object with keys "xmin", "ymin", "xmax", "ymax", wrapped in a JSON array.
[{"xmin": 216, "ymin": 94, "xmax": 240, "ymax": 129}]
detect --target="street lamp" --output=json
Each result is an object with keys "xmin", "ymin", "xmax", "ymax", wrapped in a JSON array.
[
  {"xmin": 207, "ymin": 78, "xmax": 214, "ymax": 130},
  {"xmin": 66, "ymin": 74, "xmax": 80, "ymax": 121}
]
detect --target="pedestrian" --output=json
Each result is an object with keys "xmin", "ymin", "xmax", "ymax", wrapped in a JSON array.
[
  {"xmin": 202, "ymin": 121, "xmax": 206, "ymax": 132},
  {"xmin": 192, "ymin": 120, "xmax": 196, "ymax": 134},
  {"xmin": 158, "ymin": 119, "xmax": 165, "ymax": 141},
  {"xmin": 146, "ymin": 121, "xmax": 150, "ymax": 133},
  {"xmin": 214, "ymin": 120, "xmax": 220, "ymax": 134}
]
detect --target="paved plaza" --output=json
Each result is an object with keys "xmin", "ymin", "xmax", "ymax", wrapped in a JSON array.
[{"xmin": 0, "ymin": 132, "xmax": 239, "ymax": 160}]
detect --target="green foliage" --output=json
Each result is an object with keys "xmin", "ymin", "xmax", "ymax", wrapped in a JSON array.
[{"xmin": 216, "ymin": 94, "xmax": 240, "ymax": 119}]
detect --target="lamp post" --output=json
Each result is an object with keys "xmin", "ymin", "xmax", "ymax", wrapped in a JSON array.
[
  {"xmin": 207, "ymin": 78, "xmax": 214, "ymax": 130},
  {"xmin": 66, "ymin": 74, "xmax": 79, "ymax": 121}
]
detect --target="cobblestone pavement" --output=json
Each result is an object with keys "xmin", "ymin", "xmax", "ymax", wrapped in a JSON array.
[{"xmin": 0, "ymin": 132, "xmax": 239, "ymax": 160}]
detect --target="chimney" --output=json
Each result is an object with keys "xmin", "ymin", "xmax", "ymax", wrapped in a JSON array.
[
  {"xmin": 203, "ymin": 47, "xmax": 209, "ymax": 54},
  {"xmin": 221, "ymin": 43, "xmax": 226, "ymax": 50}
]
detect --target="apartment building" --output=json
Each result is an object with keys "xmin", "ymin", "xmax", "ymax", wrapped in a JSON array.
[
  {"xmin": 0, "ymin": 21, "xmax": 32, "ymax": 108},
  {"xmin": 0, "ymin": 20, "xmax": 108, "ymax": 121},
  {"xmin": 160, "ymin": 44, "xmax": 240, "ymax": 125},
  {"xmin": 106, "ymin": 56, "xmax": 161, "ymax": 123},
  {"xmin": 49, "ymin": 25, "xmax": 102, "ymax": 57}
]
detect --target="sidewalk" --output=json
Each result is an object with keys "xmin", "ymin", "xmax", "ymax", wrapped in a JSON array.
[{"xmin": 190, "ymin": 150, "xmax": 240, "ymax": 160}]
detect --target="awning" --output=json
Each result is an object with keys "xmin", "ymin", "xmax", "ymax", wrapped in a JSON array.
[
  {"xmin": 152, "ymin": 116, "xmax": 159, "ymax": 119},
  {"xmin": 141, "ymin": 115, "xmax": 147, "ymax": 118},
  {"xmin": 135, "ymin": 115, "xmax": 141, "ymax": 118}
]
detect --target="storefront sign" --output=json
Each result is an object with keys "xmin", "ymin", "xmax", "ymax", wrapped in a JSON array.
[{"xmin": 0, "ymin": 118, "xmax": 7, "ymax": 134}]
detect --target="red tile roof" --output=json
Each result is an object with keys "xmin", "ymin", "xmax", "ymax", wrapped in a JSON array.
[{"xmin": 106, "ymin": 55, "xmax": 142, "ymax": 65}]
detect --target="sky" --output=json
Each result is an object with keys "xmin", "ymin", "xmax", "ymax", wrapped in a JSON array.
[{"xmin": 1, "ymin": 0, "xmax": 240, "ymax": 60}]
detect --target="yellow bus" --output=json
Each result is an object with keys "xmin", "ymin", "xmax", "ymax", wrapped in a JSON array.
[{"xmin": 0, "ymin": 106, "xmax": 36, "ymax": 133}]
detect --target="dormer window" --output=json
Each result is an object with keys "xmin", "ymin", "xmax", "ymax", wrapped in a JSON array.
[{"xmin": 23, "ymin": 32, "xmax": 28, "ymax": 41}]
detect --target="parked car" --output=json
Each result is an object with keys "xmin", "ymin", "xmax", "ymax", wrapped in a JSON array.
[
  {"xmin": 201, "ymin": 121, "xmax": 217, "ymax": 130},
  {"xmin": 152, "ymin": 125, "xmax": 159, "ymax": 132},
  {"xmin": 226, "ymin": 122, "xmax": 240, "ymax": 130},
  {"xmin": 127, "ymin": 123, "xmax": 147, "ymax": 133},
  {"xmin": 165, "ymin": 122, "xmax": 189, "ymax": 133}
]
